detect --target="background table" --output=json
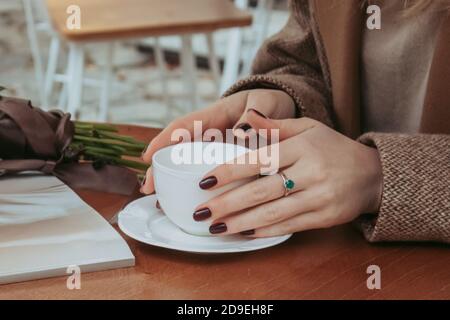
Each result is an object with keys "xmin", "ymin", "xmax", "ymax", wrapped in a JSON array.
[
  {"xmin": 1, "ymin": 125, "xmax": 449, "ymax": 299},
  {"xmin": 42, "ymin": 0, "xmax": 253, "ymax": 120},
  {"xmin": 46, "ymin": 0, "xmax": 252, "ymax": 41}
]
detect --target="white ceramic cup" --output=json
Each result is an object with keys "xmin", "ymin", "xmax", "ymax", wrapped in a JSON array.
[{"xmin": 152, "ymin": 142, "xmax": 251, "ymax": 236}]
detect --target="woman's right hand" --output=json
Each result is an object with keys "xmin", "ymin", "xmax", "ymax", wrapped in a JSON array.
[{"xmin": 140, "ymin": 89, "xmax": 296, "ymax": 194}]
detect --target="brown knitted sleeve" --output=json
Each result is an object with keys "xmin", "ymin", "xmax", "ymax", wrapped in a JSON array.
[
  {"xmin": 223, "ymin": 0, "xmax": 333, "ymax": 127},
  {"xmin": 355, "ymin": 132, "xmax": 450, "ymax": 243}
]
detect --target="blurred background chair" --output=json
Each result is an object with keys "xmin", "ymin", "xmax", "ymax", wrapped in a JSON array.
[
  {"xmin": 22, "ymin": 0, "xmax": 57, "ymax": 108},
  {"xmin": 22, "ymin": 0, "xmax": 121, "ymax": 116},
  {"xmin": 42, "ymin": 0, "xmax": 252, "ymax": 123},
  {"xmin": 1, "ymin": 0, "xmax": 288, "ymax": 126},
  {"xmin": 221, "ymin": 0, "xmax": 274, "ymax": 93}
]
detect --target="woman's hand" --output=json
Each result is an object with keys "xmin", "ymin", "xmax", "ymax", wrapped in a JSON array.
[
  {"xmin": 140, "ymin": 89, "xmax": 295, "ymax": 194},
  {"xmin": 194, "ymin": 111, "xmax": 383, "ymax": 237}
]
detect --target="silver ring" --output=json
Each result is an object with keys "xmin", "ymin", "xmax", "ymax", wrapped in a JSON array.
[{"xmin": 278, "ymin": 172, "xmax": 295, "ymax": 197}]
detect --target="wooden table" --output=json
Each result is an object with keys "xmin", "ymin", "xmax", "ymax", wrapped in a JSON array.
[
  {"xmin": 1, "ymin": 125, "xmax": 449, "ymax": 300},
  {"xmin": 46, "ymin": 0, "xmax": 253, "ymax": 41}
]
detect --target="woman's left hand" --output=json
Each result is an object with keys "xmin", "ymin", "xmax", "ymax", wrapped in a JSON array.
[{"xmin": 194, "ymin": 110, "xmax": 383, "ymax": 237}]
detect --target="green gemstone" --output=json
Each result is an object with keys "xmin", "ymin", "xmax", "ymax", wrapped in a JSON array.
[{"xmin": 285, "ymin": 179, "xmax": 295, "ymax": 190}]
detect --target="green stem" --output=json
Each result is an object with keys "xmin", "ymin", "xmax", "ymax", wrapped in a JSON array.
[
  {"xmin": 73, "ymin": 135, "xmax": 143, "ymax": 150},
  {"xmin": 70, "ymin": 122, "xmax": 150, "ymax": 172},
  {"xmin": 74, "ymin": 129, "xmax": 145, "ymax": 153},
  {"xmin": 74, "ymin": 128, "xmax": 94, "ymax": 137},
  {"xmin": 84, "ymin": 146, "xmax": 121, "ymax": 157},
  {"xmin": 97, "ymin": 131, "xmax": 147, "ymax": 148},
  {"xmin": 109, "ymin": 145, "xmax": 127, "ymax": 153},
  {"xmin": 76, "ymin": 141, "xmax": 142, "ymax": 157}
]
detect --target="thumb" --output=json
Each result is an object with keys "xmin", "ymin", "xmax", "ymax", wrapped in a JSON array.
[{"xmin": 246, "ymin": 109, "xmax": 317, "ymax": 140}]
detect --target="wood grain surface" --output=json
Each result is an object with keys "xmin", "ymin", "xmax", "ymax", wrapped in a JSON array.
[
  {"xmin": 1, "ymin": 125, "xmax": 449, "ymax": 299},
  {"xmin": 46, "ymin": 0, "xmax": 253, "ymax": 41}
]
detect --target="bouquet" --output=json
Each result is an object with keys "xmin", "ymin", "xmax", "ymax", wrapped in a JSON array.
[{"xmin": 0, "ymin": 90, "xmax": 149, "ymax": 195}]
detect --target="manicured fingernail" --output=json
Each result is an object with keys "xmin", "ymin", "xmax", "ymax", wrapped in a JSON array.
[
  {"xmin": 240, "ymin": 229, "xmax": 255, "ymax": 236},
  {"xmin": 248, "ymin": 108, "xmax": 268, "ymax": 119},
  {"xmin": 199, "ymin": 176, "xmax": 217, "ymax": 190},
  {"xmin": 140, "ymin": 176, "xmax": 146, "ymax": 186},
  {"xmin": 156, "ymin": 200, "xmax": 161, "ymax": 209},
  {"xmin": 193, "ymin": 208, "xmax": 211, "ymax": 221},
  {"xmin": 209, "ymin": 222, "xmax": 227, "ymax": 234},
  {"xmin": 235, "ymin": 123, "xmax": 252, "ymax": 132}
]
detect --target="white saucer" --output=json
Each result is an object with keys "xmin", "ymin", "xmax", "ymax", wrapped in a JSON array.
[{"xmin": 118, "ymin": 195, "xmax": 292, "ymax": 254}]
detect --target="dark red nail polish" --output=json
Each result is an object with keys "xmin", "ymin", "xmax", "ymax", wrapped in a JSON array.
[
  {"xmin": 156, "ymin": 200, "xmax": 161, "ymax": 209},
  {"xmin": 248, "ymin": 108, "xmax": 268, "ymax": 119},
  {"xmin": 199, "ymin": 176, "xmax": 217, "ymax": 190},
  {"xmin": 209, "ymin": 222, "xmax": 227, "ymax": 234},
  {"xmin": 235, "ymin": 123, "xmax": 252, "ymax": 132},
  {"xmin": 240, "ymin": 229, "xmax": 255, "ymax": 236},
  {"xmin": 193, "ymin": 208, "xmax": 211, "ymax": 221}
]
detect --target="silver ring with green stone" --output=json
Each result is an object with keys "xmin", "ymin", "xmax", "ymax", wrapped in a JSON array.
[{"xmin": 279, "ymin": 172, "xmax": 295, "ymax": 196}]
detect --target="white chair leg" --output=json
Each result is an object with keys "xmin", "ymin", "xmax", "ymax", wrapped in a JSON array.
[
  {"xmin": 220, "ymin": 27, "xmax": 243, "ymax": 95},
  {"xmin": 98, "ymin": 42, "xmax": 114, "ymax": 121},
  {"xmin": 181, "ymin": 35, "xmax": 199, "ymax": 112},
  {"xmin": 219, "ymin": 0, "xmax": 249, "ymax": 94},
  {"xmin": 44, "ymin": 36, "xmax": 60, "ymax": 106},
  {"xmin": 259, "ymin": 0, "xmax": 274, "ymax": 45},
  {"xmin": 58, "ymin": 82, "xmax": 68, "ymax": 111},
  {"xmin": 23, "ymin": 0, "xmax": 47, "ymax": 107},
  {"xmin": 206, "ymin": 32, "xmax": 221, "ymax": 98},
  {"xmin": 241, "ymin": 0, "xmax": 274, "ymax": 76},
  {"xmin": 67, "ymin": 43, "xmax": 84, "ymax": 118},
  {"xmin": 154, "ymin": 37, "xmax": 171, "ymax": 124}
]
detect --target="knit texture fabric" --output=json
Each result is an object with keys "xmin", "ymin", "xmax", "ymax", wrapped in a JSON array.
[{"xmin": 357, "ymin": 133, "xmax": 450, "ymax": 243}]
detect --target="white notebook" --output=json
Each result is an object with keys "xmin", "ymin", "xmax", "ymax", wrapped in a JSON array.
[{"xmin": 0, "ymin": 173, "xmax": 135, "ymax": 285}]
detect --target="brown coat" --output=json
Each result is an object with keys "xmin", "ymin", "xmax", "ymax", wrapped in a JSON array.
[{"xmin": 225, "ymin": 0, "xmax": 450, "ymax": 243}]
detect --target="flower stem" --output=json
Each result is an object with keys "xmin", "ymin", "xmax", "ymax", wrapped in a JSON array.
[
  {"xmin": 97, "ymin": 131, "xmax": 147, "ymax": 148},
  {"xmin": 70, "ymin": 121, "xmax": 150, "ymax": 173},
  {"xmin": 84, "ymin": 146, "xmax": 121, "ymax": 157},
  {"xmin": 73, "ymin": 135, "xmax": 144, "ymax": 151}
]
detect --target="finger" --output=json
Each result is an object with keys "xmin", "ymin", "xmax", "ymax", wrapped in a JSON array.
[
  {"xmin": 210, "ymin": 189, "xmax": 322, "ymax": 235},
  {"xmin": 246, "ymin": 110, "xmax": 318, "ymax": 140},
  {"xmin": 232, "ymin": 91, "xmax": 272, "ymax": 140},
  {"xmin": 248, "ymin": 211, "xmax": 327, "ymax": 238},
  {"xmin": 199, "ymin": 136, "xmax": 301, "ymax": 190},
  {"xmin": 195, "ymin": 162, "xmax": 309, "ymax": 221},
  {"xmin": 140, "ymin": 166, "xmax": 155, "ymax": 194},
  {"xmin": 233, "ymin": 89, "xmax": 295, "ymax": 139},
  {"xmin": 141, "ymin": 115, "xmax": 201, "ymax": 163},
  {"xmin": 142, "ymin": 101, "xmax": 235, "ymax": 163}
]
